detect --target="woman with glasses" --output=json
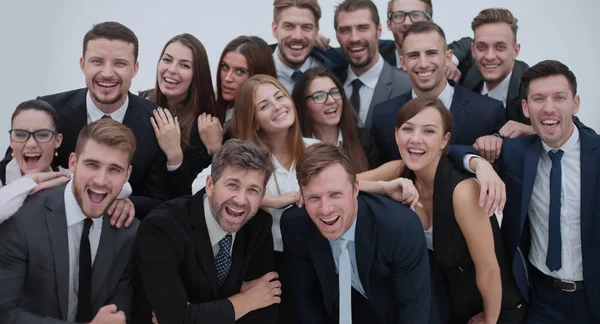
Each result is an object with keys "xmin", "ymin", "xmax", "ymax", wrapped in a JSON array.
[
  {"xmin": 0, "ymin": 100, "xmax": 132, "ymax": 225},
  {"xmin": 292, "ymin": 67, "xmax": 375, "ymax": 172}
]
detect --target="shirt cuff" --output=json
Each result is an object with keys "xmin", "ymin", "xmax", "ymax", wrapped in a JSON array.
[
  {"xmin": 167, "ymin": 161, "xmax": 183, "ymax": 171},
  {"xmin": 463, "ymin": 154, "xmax": 481, "ymax": 174},
  {"xmin": 452, "ymin": 54, "xmax": 459, "ymax": 66}
]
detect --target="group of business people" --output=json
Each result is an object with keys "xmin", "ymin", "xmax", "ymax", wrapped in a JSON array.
[{"xmin": 0, "ymin": 0, "xmax": 599, "ymax": 323}]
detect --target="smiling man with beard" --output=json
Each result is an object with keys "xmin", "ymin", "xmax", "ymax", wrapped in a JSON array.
[
  {"xmin": 136, "ymin": 139, "xmax": 281, "ymax": 324},
  {"xmin": 0, "ymin": 119, "xmax": 139, "ymax": 324}
]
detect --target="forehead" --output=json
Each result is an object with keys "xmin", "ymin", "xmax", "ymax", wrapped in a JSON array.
[
  {"xmin": 404, "ymin": 107, "xmax": 443, "ymax": 125},
  {"xmin": 85, "ymin": 38, "xmax": 135, "ymax": 60},
  {"xmin": 308, "ymin": 76, "xmax": 336, "ymax": 92},
  {"xmin": 337, "ymin": 8, "xmax": 375, "ymax": 27},
  {"xmin": 222, "ymin": 51, "xmax": 248, "ymax": 68},
  {"xmin": 78, "ymin": 140, "xmax": 129, "ymax": 169},
  {"xmin": 164, "ymin": 41, "xmax": 193, "ymax": 60},
  {"xmin": 403, "ymin": 31, "xmax": 445, "ymax": 51},
  {"xmin": 277, "ymin": 7, "xmax": 317, "ymax": 25},
  {"xmin": 474, "ymin": 23, "xmax": 515, "ymax": 43},
  {"xmin": 12, "ymin": 110, "xmax": 54, "ymax": 129},
  {"xmin": 303, "ymin": 163, "xmax": 353, "ymax": 193},
  {"xmin": 391, "ymin": 0, "xmax": 427, "ymax": 12},
  {"xmin": 216, "ymin": 166, "xmax": 266, "ymax": 188},
  {"xmin": 528, "ymin": 75, "xmax": 573, "ymax": 96},
  {"xmin": 255, "ymin": 83, "xmax": 281, "ymax": 101}
]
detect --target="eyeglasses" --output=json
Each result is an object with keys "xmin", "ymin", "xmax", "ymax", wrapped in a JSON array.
[
  {"xmin": 306, "ymin": 88, "xmax": 343, "ymax": 104},
  {"xmin": 388, "ymin": 10, "xmax": 431, "ymax": 24},
  {"xmin": 9, "ymin": 129, "xmax": 57, "ymax": 143}
]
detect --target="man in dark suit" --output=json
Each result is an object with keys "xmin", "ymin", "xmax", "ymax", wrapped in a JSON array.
[
  {"xmin": 335, "ymin": 0, "xmax": 412, "ymax": 130},
  {"xmin": 38, "ymin": 21, "xmax": 169, "ymax": 219},
  {"xmin": 451, "ymin": 60, "xmax": 600, "ymax": 323},
  {"xmin": 372, "ymin": 21, "xmax": 505, "ymax": 165},
  {"xmin": 0, "ymin": 119, "xmax": 139, "ymax": 324},
  {"xmin": 281, "ymin": 143, "xmax": 430, "ymax": 324},
  {"xmin": 136, "ymin": 139, "xmax": 280, "ymax": 324}
]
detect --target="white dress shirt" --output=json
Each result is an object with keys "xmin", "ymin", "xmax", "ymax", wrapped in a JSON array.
[
  {"xmin": 86, "ymin": 91, "xmax": 129, "ymax": 124},
  {"xmin": 529, "ymin": 126, "xmax": 583, "ymax": 281},
  {"xmin": 344, "ymin": 54, "xmax": 385, "ymax": 126},
  {"xmin": 203, "ymin": 195, "xmax": 236, "ymax": 257},
  {"xmin": 329, "ymin": 216, "xmax": 366, "ymax": 297},
  {"xmin": 412, "ymin": 80, "xmax": 455, "ymax": 110},
  {"xmin": 191, "ymin": 137, "xmax": 320, "ymax": 251},
  {"xmin": 481, "ymin": 72, "xmax": 512, "ymax": 108},
  {"xmin": 64, "ymin": 180, "xmax": 103, "ymax": 321},
  {"xmin": 274, "ymin": 50, "xmax": 323, "ymax": 95}
]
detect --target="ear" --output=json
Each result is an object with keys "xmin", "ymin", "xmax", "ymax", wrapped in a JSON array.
[
  {"xmin": 513, "ymin": 43, "xmax": 521, "ymax": 59},
  {"xmin": 522, "ymin": 98, "xmax": 530, "ymax": 118},
  {"xmin": 387, "ymin": 18, "xmax": 392, "ymax": 31},
  {"xmin": 272, "ymin": 21, "xmax": 278, "ymax": 39},
  {"xmin": 132, "ymin": 60, "xmax": 139, "ymax": 78},
  {"xmin": 441, "ymin": 131, "xmax": 451, "ymax": 150},
  {"xmin": 353, "ymin": 178, "xmax": 359, "ymax": 198},
  {"xmin": 54, "ymin": 133, "xmax": 63, "ymax": 149},
  {"xmin": 399, "ymin": 55, "xmax": 407, "ymax": 71},
  {"xmin": 573, "ymin": 95, "xmax": 580, "ymax": 115},
  {"xmin": 80, "ymin": 56, "xmax": 85, "ymax": 74},
  {"xmin": 205, "ymin": 175, "xmax": 215, "ymax": 197},
  {"xmin": 68, "ymin": 152, "xmax": 77, "ymax": 172},
  {"xmin": 470, "ymin": 41, "xmax": 476, "ymax": 59},
  {"xmin": 445, "ymin": 48, "xmax": 453, "ymax": 62},
  {"xmin": 125, "ymin": 165, "xmax": 132, "ymax": 182},
  {"xmin": 376, "ymin": 23, "xmax": 382, "ymax": 39}
]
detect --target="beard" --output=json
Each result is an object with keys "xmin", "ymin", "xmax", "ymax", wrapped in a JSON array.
[
  {"xmin": 91, "ymin": 90, "xmax": 124, "ymax": 106},
  {"xmin": 208, "ymin": 196, "xmax": 254, "ymax": 232},
  {"xmin": 72, "ymin": 180, "xmax": 115, "ymax": 219}
]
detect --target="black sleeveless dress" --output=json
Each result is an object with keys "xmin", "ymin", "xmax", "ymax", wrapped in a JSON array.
[{"xmin": 404, "ymin": 156, "xmax": 525, "ymax": 323}]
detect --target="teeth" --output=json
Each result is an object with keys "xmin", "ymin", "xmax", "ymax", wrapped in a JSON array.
[
  {"xmin": 24, "ymin": 153, "xmax": 41, "ymax": 157},
  {"xmin": 542, "ymin": 120, "xmax": 558, "ymax": 125},
  {"xmin": 228, "ymin": 207, "xmax": 243, "ymax": 213},
  {"xmin": 484, "ymin": 64, "xmax": 499, "ymax": 68},
  {"xmin": 290, "ymin": 45, "xmax": 304, "ymax": 50},
  {"xmin": 273, "ymin": 111, "xmax": 288, "ymax": 121},
  {"xmin": 409, "ymin": 149, "xmax": 425, "ymax": 154},
  {"xmin": 350, "ymin": 47, "xmax": 365, "ymax": 52},
  {"xmin": 322, "ymin": 215, "xmax": 339, "ymax": 222},
  {"xmin": 89, "ymin": 189, "xmax": 107, "ymax": 194},
  {"xmin": 98, "ymin": 82, "xmax": 117, "ymax": 87},
  {"xmin": 325, "ymin": 108, "xmax": 337, "ymax": 114},
  {"xmin": 417, "ymin": 71, "xmax": 433, "ymax": 77},
  {"xmin": 165, "ymin": 77, "xmax": 178, "ymax": 84}
]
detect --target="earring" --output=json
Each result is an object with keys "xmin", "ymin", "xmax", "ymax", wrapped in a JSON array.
[
  {"xmin": 11, "ymin": 152, "xmax": 13, "ymax": 157},
  {"xmin": 54, "ymin": 150, "xmax": 58, "ymax": 157}
]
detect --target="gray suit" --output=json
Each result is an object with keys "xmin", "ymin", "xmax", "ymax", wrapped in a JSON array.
[{"xmin": 0, "ymin": 184, "xmax": 138, "ymax": 323}]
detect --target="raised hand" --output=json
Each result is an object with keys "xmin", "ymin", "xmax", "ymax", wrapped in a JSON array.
[
  {"xmin": 197, "ymin": 113, "xmax": 224, "ymax": 155},
  {"xmin": 151, "ymin": 108, "xmax": 183, "ymax": 166}
]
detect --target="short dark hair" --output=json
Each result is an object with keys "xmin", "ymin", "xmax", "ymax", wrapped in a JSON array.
[
  {"xmin": 83, "ymin": 21, "xmax": 139, "ymax": 61},
  {"xmin": 334, "ymin": 0, "xmax": 380, "ymax": 30},
  {"xmin": 75, "ymin": 118, "xmax": 137, "ymax": 162},
  {"xmin": 210, "ymin": 139, "xmax": 275, "ymax": 189},
  {"xmin": 402, "ymin": 21, "xmax": 447, "ymax": 46},
  {"xmin": 273, "ymin": 0, "xmax": 322, "ymax": 26},
  {"xmin": 472, "ymin": 8, "xmax": 518, "ymax": 43},
  {"xmin": 11, "ymin": 100, "xmax": 58, "ymax": 129},
  {"xmin": 521, "ymin": 60, "xmax": 577, "ymax": 99},
  {"xmin": 387, "ymin": 0, "xmax": 433, "ymax": 17},
  {"xmin": 296, "ymin": 142, "xmax": 356, "ymax": 188}
]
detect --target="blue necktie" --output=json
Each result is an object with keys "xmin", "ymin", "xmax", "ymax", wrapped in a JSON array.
[
  {"xmin": 546, "ymin": 149, "xmax": 564, "ymax": 272},
  {"xmin": 291, "ymin": 70, "xmax": 302, "ymax": 81},
  {"xmin": 215, "ymin": 234, "xmax": 232, "ymax": 285},
  {"xmin": 337, "ymin": 239, "xmax": 352, "ymax": 324}
]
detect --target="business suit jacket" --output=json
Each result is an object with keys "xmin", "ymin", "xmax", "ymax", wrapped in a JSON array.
[
  {"xmin": 136, "ymin": 189, "xmax": 277, "ymax": 324},
  {"xmin": 449, "ymin": 124, "xmax": 600, "ymax": 321},
  {"xmin": 0, "ymin": 184, "xmax": 139, "ymax": 323},
  {"xmin": 379, "ymin": 37, "xmax": 473, "ymax": 70},
  {"xmin": 270, "ymin": 44, "xmax": 347, "ymax": 80},
  {"xmin": 38, "ymin": 88, "xmax": 169, "ymax": 217},
  {"xmin": 372, "ymin": 81, "xmax": 506, "ymax": 165},
  {"xmin": 281, "ymin": 192, "xmax": 431, "ymax": 324}
]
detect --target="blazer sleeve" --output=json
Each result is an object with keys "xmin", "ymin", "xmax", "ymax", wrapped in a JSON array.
[
  {"xmin": 281, "ymin": 208, "xmax": 330, "ymax": 324},
  {"xmin": 0, "ymin": 212, "xmax": 71, "ymax": 324},
  {"xmin": 105, "ymin": 237, "xmax": 137, "ymax": 321},
  {"xmin": 448, "ymin": 37, "xmax": 473, "ymax": 65},
  {"xmin": 447, "ymin": 145, "xmax": 482, "ymax": 172},
  {"xmin": 136, "ymin": 207, "xmax": 236, "ymax": 324},
  {"xmin": 0, "ymin": 177, "xmax": 36, "ymax": 225},
  {"xmin": 128, "ymin": 150, "xmax": 170, "ymax": 218},
  {"xmin": 489, "ymin": 101, "xmax": 507, "ymax": 135}
]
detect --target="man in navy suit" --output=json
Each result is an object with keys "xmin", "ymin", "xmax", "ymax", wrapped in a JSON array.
[
  {"xmin": 372, "ymin": 21, "xmax": 505, "ymax": 166},
  {"xmin": 452, "ymin": 60, "xmax": 600, "ymax": 323},
  {"xmin": 281, "ymin": 143, "xmax": 430, "ymax": 324}
]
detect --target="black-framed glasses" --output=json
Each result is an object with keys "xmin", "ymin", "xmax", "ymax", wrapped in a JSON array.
[
  {"xmin": 9, "ymin": 129, "xmax": 57, "ymax": 143},
  {"xmin": 306, "ymin": 88, "xmax": 343, "ymax": 104},
  {"xmin": 388, "ymin": 10, "xmax": 431, "ymax": 24}
]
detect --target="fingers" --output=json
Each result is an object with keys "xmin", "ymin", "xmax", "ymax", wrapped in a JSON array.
[
  {"xmin": 99, "ymin": 304, "xmax": 118, "ymax": 313},
  {"xmin": 107, "ymin": 200, "xmax": 118, "ymax": 218},
  {"xmin": 479, "ymin": 179, "xmax": 488, "ymax": 208},
  {"xmin": 30, "ymin": 176, "xmax": 70, "ymax": 195},
  {"xmin": 124, "ymin": 203, "xmax": 136, "ymax": 227},
  {"xmin": 150, "ymin": 116, "xmax": 160, "ymax": 134},
  {"xmin": 261, "ymin": 271, "xmax": 279, "ymax": 282}
]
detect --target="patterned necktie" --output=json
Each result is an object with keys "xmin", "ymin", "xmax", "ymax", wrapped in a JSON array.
[
  {"xmin": 291, "ymin": 70, "xmax": 302, "ymax": 81},
  {"xmin": 76, "ymin": 218, "xmax": 93, "ymax": 322},
  {"xmin": 546, "ymin": 149, "xmax": 564, "ymax": 271},
  {"xmin": 337, "ymin": 239, "xmax": 352, "ymax": 324},
  {"xmin": 215, "ymin": 234, "xmax": 233, "ymax": 285}
]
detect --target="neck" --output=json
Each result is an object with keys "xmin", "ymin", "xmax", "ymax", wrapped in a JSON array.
[
  {"xmin": 414, "ymin": 79, "xmax": 447, "ymax": 98},
  {"xmin": 277, "ymin": 47, "xmax": 306, "ymax": 70},
  {"xmin": 166, "ymin": 93, "xmax": 187, "ymax": 110},
  {"xmin": 413, "ymin": 155, "xmax": 441, "ymax": 199},
  {"xmin": 351, "ymin": 53, "xmax": 380, "ymax": 77},
  {"xmin": 395, "ymin": 42, "xmax": 403, "ymax": 58},
  {"xmin": 267, "ymin": 129, "xmax": 293, "ymax": 168},
  {"xmin": 313, "ymin": 124, "xmax": 339, "ymax": 145}
]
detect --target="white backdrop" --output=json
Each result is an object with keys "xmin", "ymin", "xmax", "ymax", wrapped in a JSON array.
[{"xmin": 1, "ymin": 0, "xmax": 598, "ymax": 149}]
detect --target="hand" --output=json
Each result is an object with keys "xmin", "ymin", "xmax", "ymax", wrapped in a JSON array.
[
  {"xmin": 314, "ymin": 33, "xmax": 331, "ymax": 50},
  {"xmin": 240, "ymin": 272, "xmax": 282, "ymax": 310},
  {"xmin": 150, "ymin": 108, "xmax": 183, "ymax": 165},
  {"xmin": 499, "ymin": 120, "xmax": 535, "ymax": 139},
  {"xmin": 467, "ymin": 311, "xmax": 493, "ymax": 324},
  {"xmin": 445, "ymin": 60, "xmax": 462, "ymax": 82},
  {"xmin": 381, "ymin": 178, "xmax": 422, "ymax": 209},
  {"xmin": 24, "ymin": 171, "xmax": 70, "ymax": 195},
  {"xmin": 473, "ymin": 135, "xmax": 503, "ymax": 163},
  {"xmin": 90, "ymin": 304, "xmax": 126, "ymax": 324},
  {"xmin": 471, "ymin": 157, "xmax": 506, "ymax": 216},
  {"xmin": 278, "ymin": 191, "xmax": 303, "ymax": 209},
  {"xmin": 197, "ymin": 113, "xmax": 223, "ymax": 155},
  {"xmin": 107, "ymin": 198, "xmax": 135, "ymax": 228}
]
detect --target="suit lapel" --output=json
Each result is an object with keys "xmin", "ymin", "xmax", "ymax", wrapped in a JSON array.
[
  {"xmin": 44, "ymin": 185, "xmax": 70, "ymax": 320},
  {"xmin": 449, "ymin": 86, "xmax": 470, "ymax": 144},
  {"xmin": 506, "ymin": 68, "xmax": 523, "ymax": 121},
  {"xmin": 122, "ymin": 92, "xmax": 144, "ymax": 132},
  {"xmin": 520, "ymin": 139, "xmax": 541, "ymax": 234},
  {"xmin": 578, "ymin": 130, "xmax": 600, "ymax": 272},
  {"xmin": 367, "ymin": 66, "xmax": 393, "ymax": 128},
  {"xmin": 91, "ymin": 216, "xmax": 117, "ymax": 303},
  {"xmin": 190, "ymin": 192, "xmax": 220, "ymax": 297},
  {"xmin": 355, "ymin": 202, "xmax": 375, "ymax": 299},
  {"xmin": 307, "ymin": 230, "xmax": 337, "ymax": 313},
  {"xmin": 57, "ymin": 90, "xmax": 88, "ymax": 168}
]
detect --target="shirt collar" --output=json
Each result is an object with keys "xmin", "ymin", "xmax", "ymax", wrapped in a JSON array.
[
  {"xmin": 64, "ymin": 180, "xmax": 103, "ymax": 228},
  {"xmin": 395, "ymin": 48, "xmax": 404, "ymax": 70},
  {"xmin": 482, "ymin": 72, "xmax": 512, "ymax": 104},
  {"xmin": 331, "ymin": 214, "xmax": 358, "ymax": 243},
  {"xmin": 344, "ymin": 54, "xmax": 385, "ymax": 89},
  {"xmin": 541, "ymin": 123, "xmax": 580, "ymax": 154},
  {"xmin": 412, "ymin": 80, "xmax": 454, "ymax": 109},
  {"xmin": 273, "ymin": 49, "xmax": 314, "ymax": 79},
  {"xmin": 337, "ymin": 129, "xmax": 344, "ymax": 147},
  {"xmin": 203, "ymin": 195, "xmax": 237, "ymax": 247},
  {"xmin": 86, "ymin": 90, "xmax": 129, "ymax": 123}
]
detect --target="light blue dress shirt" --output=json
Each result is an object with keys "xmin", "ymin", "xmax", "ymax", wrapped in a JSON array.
[{"xmin": 329, "ymin": 217, "xmax": 367, "ymax": 297}]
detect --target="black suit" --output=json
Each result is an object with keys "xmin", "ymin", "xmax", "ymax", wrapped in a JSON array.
[
  {"xmin": 136, "ymin": 189, "xmax": 277, "ymax": 324},
  {"xmin": 372, "ymin": 81, "xmax": 506, "ymax": 165},
  {"xmin": 281, "ymin": 192, "xmax": 431, "ymax": 324},
  {"xmin": 37, "ymin": 88, "xmax": 169, "ymax": 218}
]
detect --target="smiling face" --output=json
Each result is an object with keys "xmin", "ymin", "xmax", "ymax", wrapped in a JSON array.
[
  {"xmin": 472, "ymin": 23, "xmax": 519, "ymax": 90},
  {"xmin": 220, "ymin": 51, "xmax": 250, "ymax": 102},
  {"xmin": 10, "ymin": 109, "xmax": 62, "ymax": 175},
  {"xmin": 523, "ymin": 75, "xmax": 579, "ymax": 148},
  {"xmin": 80, "ymin": 38, "xmax": 138, "ymax": 113},
  {"xmin": 305, "ymin": 76, "xmax": 343, "ymax": 127},
  {"xmin": 272, "ymin": 7, "xmax": 319, "ymax": 69},
  {"xmin": 395, "ymin": 106, "xmax": 450, "ymax": 172},
  {"xmin": 402, "ymin": 30, "xmax": 451, "ymax": 96},
  {"xmin": 205, "ymin": 166, "xmax": 266, "ymax": 232},
  {"xmin": 254, "ymin": 83, "xmax": 296, "ymax": 134},
  {"xmin": 157, "ymin": 41, "xmax": 194, "ymax": 103},
  {"xmin": 336, "ymin": 8, "xmax": 382, "ymax": 75},
  {"xmin": 302, "ymin": 162, "xmax": 358, "ymax": 239},
  {"xmin": 69, "ymin": 140, "xmax": 131, "ymax": 218}
]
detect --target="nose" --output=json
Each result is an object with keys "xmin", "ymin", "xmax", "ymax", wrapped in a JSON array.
[
  {"xmin": 319, "ymin": 198, "xmax": 334, "ymax": 215},
  {"xmin": 92, "ymin": 168, "xmax": 109, "ymax": 185},
  {"xmin": 24, "ymin": 135, "xmax": 38, "ymax": 148},
  {"xmin": 167, "ymin": 62, "xmax": 177, "ymax": 74},
  {"xmin": 325, "ymin": 93, "xmax": 336, "ymax": 104},
  {"xmin": 224, "ymin": 70, "xmax": 234, "ymax": 82},
  {"xmin": 349, "ymin": 28, "xmax": 360, "ymax": 43},
  {"xmin": 100, "ymin": 64, "xmax": 115, "ymax": 78},
  {"xmin": 232, "ymin": 190, "xmax": 246, "ymax": 206},
  {"xmin": 409, "ymin": 130, "xmax": 424, "ymax": 143},
  {"xmin": 291, "ymin": 26, "xmax": 303, "ymax": 40},
  {"xmin": 417, "ymin": 55, "xmax": 428, "ymax": 69},
  {"xmin": 484, "ymin": 48, "xmax": 496, "ymax": 61}
]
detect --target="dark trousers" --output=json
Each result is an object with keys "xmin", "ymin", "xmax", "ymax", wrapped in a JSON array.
[
  {"xmin": 525, "ymin": 266, "xmax": 595, "ymax": 324},
  {"xmin": 275, "ymin": 251, "xmax": 298, "ymax": 324}
]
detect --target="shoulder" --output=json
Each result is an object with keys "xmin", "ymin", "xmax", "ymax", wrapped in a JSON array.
[
  {"xmin": 374, "ymin": 92, "xmax": 411, "ymax": 112},
  {"xmin": 514, "ymin": 60, "xmax": 529, "ymax": 73},
  {"xmin": 456, "ymin": 85, "xmax": 503, "ymax": 111},
  {"xmin": 242, "ymin": 208, "xmax": 273, "ymax": 233},
  {"xmin": 453, "ymin": 178, "xmax": 480, "ymax": 205},
  {"xmin": 139, "ymin": 196, "xmax": 193, "ymax": 233},
  {"xmin": 281, "ymin": 206, "xmax": 313, "ymax": 235},
  {"xmin": 38, "ymin": 88, "xmax": 86, "ymax": 108},
  {"xmin": 358, "ymin": 191, "xmax": 421, "ymax": 228},
  {"xmin": 302, "ymin": 137, "xmax": 321, "ymax": 147},
  {"xmin": 128, "ymin": 92, "xmax": 158, "ymax": 112}
]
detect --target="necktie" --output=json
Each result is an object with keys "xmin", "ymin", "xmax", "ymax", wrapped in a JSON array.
[
  {"xmin": 337, "ymin": 239, "xmax": 352, "ymax": 324},
  {"xmin": 215, "ymin": 234, "xmax": 233, "ymax": 285},
  {"xmin": 101, "ymin": 114, "xmax": 111, "ymax": 119},
  {"xmin": 76, "ymin": 218, "xmax": 93, "ymax": 322},
  {"xmin": 546, "ymin": 149, "xmax": 564, "ymax": 271},
  {"xmin": 350, "ymin": 79, "xmax": 364, "ymax": 119},
  {"xmin": 291, "ymin": 70, "xmax": 302, "ymax": 82}
]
